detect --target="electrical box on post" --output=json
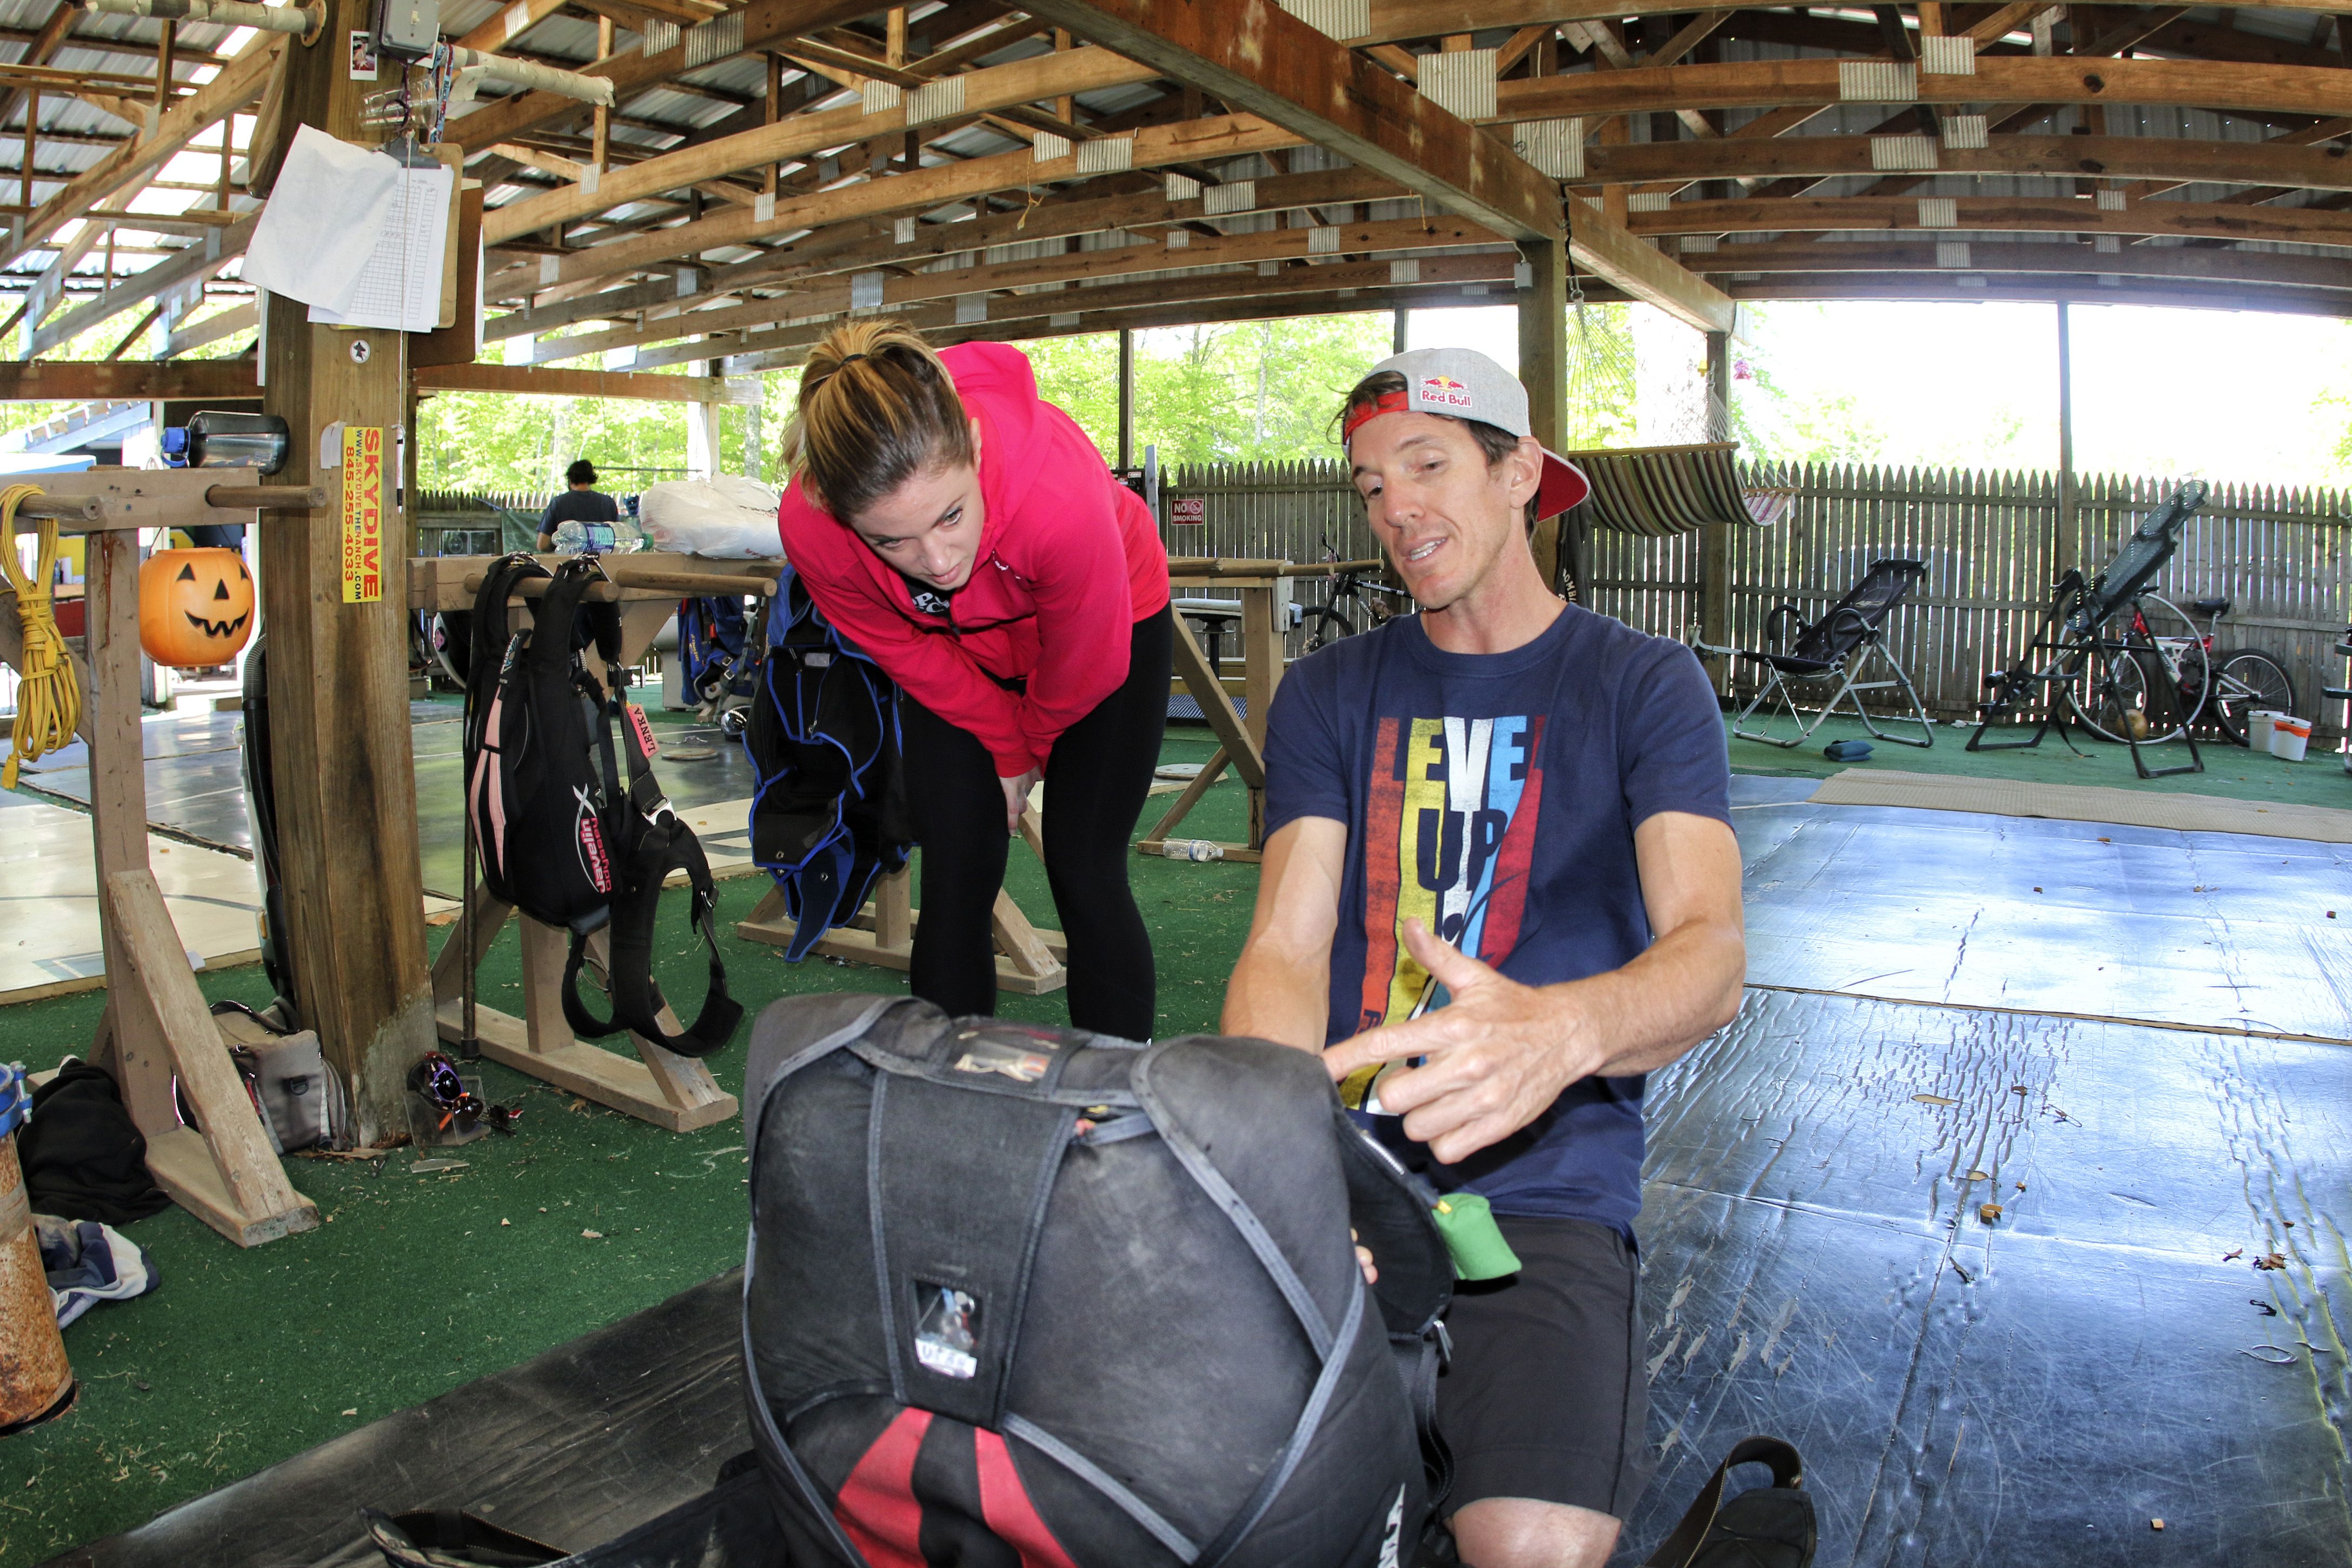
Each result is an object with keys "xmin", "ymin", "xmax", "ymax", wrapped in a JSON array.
[{"xmin": 374, "ymin": 0, "xmax": 441, "ymax": 61}]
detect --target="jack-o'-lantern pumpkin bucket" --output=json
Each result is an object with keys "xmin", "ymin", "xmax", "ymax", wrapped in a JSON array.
[{"xmin": 139, "ymin": 548, "xmax": 255, "ymax": 667}]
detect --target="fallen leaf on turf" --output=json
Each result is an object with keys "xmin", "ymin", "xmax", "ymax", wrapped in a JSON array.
[
  {"xmin": 2254, "ymin": 1253, "xmax": 2286, "ymax": 1270},
  {"xmin": 582, "ymin": 1229, "xmax": 604, "ymax": 1240},
  {"xmin": 1912, "ymin": 1093, "xmax": 1957, "ymax": 1106},
  {"xmin": 1966, "ymin": 1169, "xmax": 1990, "ymax": 1180},
  {"xmin": 2151, "ymin": 1519, "xmax": 2164, "ymax": 1532},
  {"xmin": 2250, "ymin": 1299, "xmax": 2278, "ymax": 1317},
  {"xmin": 500, "ymin": 1218, "xmax": 510, "ymax": 1226},
  {"xmin": 1979, "ymin": 1203, "xmax": 2003, "ymax": 1224},
  {"xmin": 2222, "ymin": 1247, "xmax": 2242, "ymax": 1261},
  {"xmin": 342, "ymin": 1408, "xmax": 358, "ymax": 1417}
]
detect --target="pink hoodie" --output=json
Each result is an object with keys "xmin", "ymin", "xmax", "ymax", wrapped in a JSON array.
[{"xmin": 776, "ymin": 342, "xmax": 1170, "ymax": 777}]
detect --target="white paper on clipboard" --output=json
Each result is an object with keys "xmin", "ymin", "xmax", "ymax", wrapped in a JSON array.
[
  {"xmin": 307, "ymin": 160, "xmax": 455, "ymax": 333},
  {"xmin": 241, "ymin": 125, "xmax": 403, "ymax": 315}
]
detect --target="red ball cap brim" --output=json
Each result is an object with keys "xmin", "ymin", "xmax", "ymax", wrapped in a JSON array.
[{"xmin": 1537, "ymin": 450, "xmax": 1590, "ymax": 520}]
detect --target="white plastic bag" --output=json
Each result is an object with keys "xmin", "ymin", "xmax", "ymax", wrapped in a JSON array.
[{"xmin": 636, "ymin": 476, "xmax": 785, "ymax": 559}]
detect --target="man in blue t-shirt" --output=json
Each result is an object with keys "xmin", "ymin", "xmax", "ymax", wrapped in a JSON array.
[{"xmin": 1223, "ymin": 347, "xmax": 1745, "ymax": 1568}]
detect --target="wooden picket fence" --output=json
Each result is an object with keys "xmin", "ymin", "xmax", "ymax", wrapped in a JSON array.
[{"xmin": 1161, "ymin": 460, "xmax": 2352, "ymax": 740}]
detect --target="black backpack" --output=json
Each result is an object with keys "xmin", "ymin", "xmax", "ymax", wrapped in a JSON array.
[
  {"xmin": 743, "ymin": 568, "xmax": 913, "ymax": 961},
  {"xmin": 739, "ymin": 993, "xmax": 1456, "ymax": 1568},
  {"xmin": 463, "ymin": 555, "xmax": 741, "ymax": 1057}
]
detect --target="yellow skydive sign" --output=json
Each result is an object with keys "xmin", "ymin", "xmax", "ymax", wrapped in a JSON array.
[{"xmin": 341, "ymin": 425, "xmax": 386, "ymax": 603}]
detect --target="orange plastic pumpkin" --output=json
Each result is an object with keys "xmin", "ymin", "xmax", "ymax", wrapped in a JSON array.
[{"xmin": 139, "ymin": 548, "xmax": 254, "ymax": 667}]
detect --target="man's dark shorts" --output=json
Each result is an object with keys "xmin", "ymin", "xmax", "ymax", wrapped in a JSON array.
[{"xmin": 1435, "ymin": 1215, "xmax": 1653, "ymax": 1522}]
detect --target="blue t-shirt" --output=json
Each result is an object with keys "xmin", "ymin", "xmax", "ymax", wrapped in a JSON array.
[{"xmin": 1261, "ymin": 604, "xmax": 1731, "ymax": 1235}]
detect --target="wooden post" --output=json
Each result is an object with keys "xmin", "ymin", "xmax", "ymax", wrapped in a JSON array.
[
  {"xmin": 85, "ymin": 532, "xmax": 174, "ymax": 1132},
  {"xmin": 590, "ymin": 15, "xmax": 614, "ymax": 178},
  {"xmin": 1697, "ymin": 328, "xmax": 1733, "ymax": 685},
  {"xmin": 1518, "ymin": 235, "xmax": 1568, "ymax": 594},
  {"xmin": 2056, "ymin": 299, "xmax": 2077, "ymax": 578},
  {"xmin": 256, "ymin": 0, "xmax": 437, "ymax": 1142},
  {"xmin": 1117, "ymin": 326, "xmax": 1135, "ymax": 470},
  {"xmin": 19, "ymin": 88, "xmax": 32, "ymax": 216},
  {"xmin": 764, "ymin": 54, "xmax": 783, "ymax": 197},
  {"xmin": 153, "ymin": 19, "xmax": 176, "ymax": 108},
  {"xmin": 1391, "ymin": 304, "xmax": 1407, "ymax": 354}
]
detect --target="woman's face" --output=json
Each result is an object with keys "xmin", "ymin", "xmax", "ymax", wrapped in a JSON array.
[{"xmin": 847, "ymin": 420, "xmax": 988, "ymax": 592}]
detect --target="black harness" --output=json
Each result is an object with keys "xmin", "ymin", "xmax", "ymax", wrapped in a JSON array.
[{"xmin": 464, "ymin": 555, "xmax": 741, "ymax": 1059}]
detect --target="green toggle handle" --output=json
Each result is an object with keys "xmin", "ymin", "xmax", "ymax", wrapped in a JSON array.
[{"xmin": 1431, "ymin": 1192, "xmax": 1522, "ymax": 1280}]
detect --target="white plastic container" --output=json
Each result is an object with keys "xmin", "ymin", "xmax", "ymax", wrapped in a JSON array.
[
  {"xmin": 2248, "ymin": 710, "xmax": 2281, "ymax": 750},
  {"xmin": 1160, "ymin": 839, "xmax": 1224, "ymax": 862},
  {"xmin": 2269, "ymin": 715, "xmax": 2312, "ymax": 762}
]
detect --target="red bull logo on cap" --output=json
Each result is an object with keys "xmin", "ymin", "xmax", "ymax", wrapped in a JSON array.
[{"xmin": 1418, "ymin": 374, "xmax": 1475, "ymax": 412}]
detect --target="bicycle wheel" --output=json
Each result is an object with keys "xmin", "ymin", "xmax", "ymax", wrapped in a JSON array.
[
  {"xmin": 2207, "ymin": 649, "xmax": 2296, "ymax": 745},
  {"xmin": 1301, "ymin": 606, "xmax": 1357, "ymax": 653},
  {"xmin": 2064, "ymin": 636, "xmax": 2156, "ymax": 744},
  {"xmin": 2136, "ymin": 594, "xmax": 2210, "ymax": 736}
]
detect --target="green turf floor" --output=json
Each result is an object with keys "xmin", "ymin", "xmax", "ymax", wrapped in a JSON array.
[
  {"xmin": 1726, "ymin": 710, "xmax": 2352, "ymax": 806},
  {"xmin": 0, "ymin": 729, "xmax": 1253, "ymax": 1564}
]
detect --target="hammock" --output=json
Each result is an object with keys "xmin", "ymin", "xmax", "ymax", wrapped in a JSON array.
[{"xmin": 1557, "ymin": 442, "xmax": 1790, "ymax": 539}]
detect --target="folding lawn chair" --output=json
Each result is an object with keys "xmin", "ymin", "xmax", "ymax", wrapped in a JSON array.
[{"xmin": 1712, "ymin": 558, "xmax": 1935, "ymax": 749}]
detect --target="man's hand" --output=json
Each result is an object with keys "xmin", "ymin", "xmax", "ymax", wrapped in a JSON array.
[
  {"xmin": 1320, "ymin": 919, "xmax": 1603, "ymax": 1166},
  {"xmin": 998, "ymin": 768, "xmax": 1041, "ymax": 835}
]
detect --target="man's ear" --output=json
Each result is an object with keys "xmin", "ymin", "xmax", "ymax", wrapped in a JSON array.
[{"xmin": 1505, "ymin": 436, "xmax": 1545, "ymax": 508}]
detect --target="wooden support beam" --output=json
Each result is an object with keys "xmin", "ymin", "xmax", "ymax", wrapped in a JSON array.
[
  {"xmin": 253, "ymin": 0, "xmax": 434, "ymax": 1144},
  {"xmin": 480, "ymin": 44, "xmax": 1158, "ymax": 247},
  {"xmin": 1582, "ymin": 131, "xmax": 2352, "ymax": 192},
  {"xmin": 716, "ymin": 250, "xmax": 1527, "ymax": 373},
  {"xmin": 486, "ymin": 164, "xmax": 1399, "ymax": 317},
  {"xmin": 0, "ymin": 32, "xmax": 281, "ymax": 273},
  {"xmin": 1019, "ymin": 0, "xmax": 1733, "ymax": 331},
  {"xmin": 29, "ymin": 215, "xmax": 254, "ymax": 357},
  {"xmin": 0, "ymin": 358, "xmax": 254, "ymax": 400},
  {"xmin": 1628, "ymin": 194, "xmax": 2352, "ymax": 246},
  {"xmin": 1496, "ymin": 54, "xmax": 2352, "ymax": 124},
  {"xmin": 0, "ymin": 1, "xmax": 81, "ymax": 135},
  {"xmin": 1356, "ymin": 0, "xmax": 2352, "ymax": 46},
  {"xmin": 413, "ymin": 362, "xmax": 763, "ymax": 401},
  {"xmin": 454, "ymin": 0, "xmax": 570, "ymax": 52},
  {"xmin": 530, "ymin": 212, "xmax": 1505, "ymax": 366},
  {"xmin": 1681, "ymin": 237, "xmax": 2352, "ymax": 293},
  {"xmin": 446, "ymin": 0, "xmax": 894, "ymax": 149},
  {"xmin": 1725, "ymin": 272, "xmax": 2352, "ymax": 315},
  {"xmin": 514, "ymin": 111, "xmax": 1304, "ymax": 294}
]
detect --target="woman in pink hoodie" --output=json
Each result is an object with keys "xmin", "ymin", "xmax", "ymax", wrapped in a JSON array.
[{"xmin": 778, "ymin": 321, "xmax": 1172, "ymax": 1040}]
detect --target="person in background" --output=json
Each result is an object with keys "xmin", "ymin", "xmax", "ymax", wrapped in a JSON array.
[
  {"xmin": 776, "ymin": 318, "xmax": 1172, "ymax": 1041},
  {"xmin": 538, "ymin": 459, "xmax": 619, "ymax": 552},
  {"xmin": 1222, "ymin": 347, "xmax": 1746, "ymax": 1568}
]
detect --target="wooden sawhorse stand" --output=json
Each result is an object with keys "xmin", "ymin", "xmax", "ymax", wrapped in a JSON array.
[
  {"xmin": 735, "ymin": 806, "xmax": 1067, "ymax": 993},
  {"xmin": 3, "ymin": 469, "xmax": 326, "ymax": 1245},
  {"xmin": 1140, "ymin": 557, "xmax": 1314, "ymax": 865},
  {"xmin": 410, "ymin": 553, "xmax": 778, "ymax": 1131}
]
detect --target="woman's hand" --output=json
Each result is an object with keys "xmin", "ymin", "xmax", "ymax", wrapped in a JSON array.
[{"xmin": 998, "ymin": 768, "xmax": 1041, "ymax": 834}]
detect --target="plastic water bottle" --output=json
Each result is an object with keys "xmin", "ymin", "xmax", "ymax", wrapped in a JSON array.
[
  {"xmin": 553, "ymin": 517, "xmax": 645, "ymax": 556},
  {"xmin": 1161, "ymin": 839, "xmax": 1223, "ymax": 862}
]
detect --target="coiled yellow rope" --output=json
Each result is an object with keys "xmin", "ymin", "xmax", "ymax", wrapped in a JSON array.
[{"xmin": 1, "ymin": 483, "xmax": 79, "ymax": 791}]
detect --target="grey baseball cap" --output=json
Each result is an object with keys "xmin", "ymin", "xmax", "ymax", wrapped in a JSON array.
[{"xmin": 1342, "ymin": 347, "xmax": 1591, "ymax": 519}]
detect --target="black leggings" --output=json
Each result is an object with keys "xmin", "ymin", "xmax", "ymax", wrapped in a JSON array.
[{"xmin": 900, "ymin": 605, "xmax": 1172, "ymax": 1040}]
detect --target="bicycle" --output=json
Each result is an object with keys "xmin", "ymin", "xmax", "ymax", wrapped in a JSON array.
[
  {"xmin": 2062, "ymin": 592, "xmax": 2295, "ymax": 748},
  {"xmin": 1299, "ymin": 539, "xmax": 1413, "ymax": 652}
]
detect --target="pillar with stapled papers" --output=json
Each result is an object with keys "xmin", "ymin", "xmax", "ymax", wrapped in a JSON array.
[{"xmin": 249, "ymin": 0, "xmax": 436, "ymax": 1142}]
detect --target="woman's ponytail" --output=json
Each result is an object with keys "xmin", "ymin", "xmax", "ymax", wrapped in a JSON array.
[{"xmin": 783, "ymin": 318, "xmax": 974, "ymax": 523}]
